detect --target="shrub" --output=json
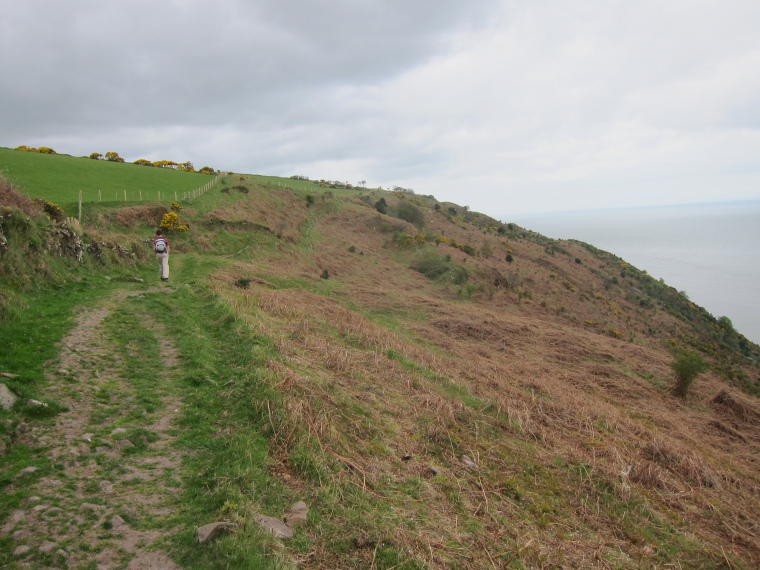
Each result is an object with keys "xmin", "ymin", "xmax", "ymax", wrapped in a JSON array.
[
  {"xmin": 397, "ymin": 201, "xmax": 424, "ymax": 227},
  {"xmin": 671, "ymin": 350, "xmax": 708, "ymax": 398},
  {"xmin": 459, "ymin": 244, "xmax": 476, "ymax": 256},
  {"xmin": 105, "ymin": 151, "xmax": 124, "ymax": 162},
  {"xmin": 410, "ymin": 252, "xmax": 468, "ymax": 285},
  {"xmin": 32, "ymin": 199, "xmax": 63, "ymax": 223},
  {"xmin": 89, "ymin": 152, "xmax": 104, "ymax": 160},
  {"xmin": 374, "ymin": 198, "xmax": 388, "ymax": 214},
  {"xmin": 320, "ymin": 269, "xmax": 330, "ymax": 280},
  {"xmin": 15, "ymin": 145, "xmax": 56, "ymax": 154},
  {"xmin": 506, "ymin": 254, "xmax": 514, "ymax": 263},
  {"xmin": 306, "ymin": 194, "xmax": 315, "ymax": 207},
  {"xmin": 159, "ymin": 211, "xmax": 188, "ymax": 232}
]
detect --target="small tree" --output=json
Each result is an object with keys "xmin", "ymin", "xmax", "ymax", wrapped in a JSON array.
[
  {"xmin": 671, "ymin": 349, "xmax": 708, "ymax": 398},
  {"xmin": 105, "ymin": 151, "xmax": 124, "ymax": 163},
  {"xmin": 374, "ymin": 197, "xmax": 388, "ymax": 214},
  {"xmin": 89, "ymin": 152, "xmax": 103, "ymax": 160}
]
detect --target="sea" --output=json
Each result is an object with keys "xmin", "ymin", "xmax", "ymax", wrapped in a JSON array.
[{"xmin": 509, "ymin": 201, "xmax": 760, "ymax": 345}]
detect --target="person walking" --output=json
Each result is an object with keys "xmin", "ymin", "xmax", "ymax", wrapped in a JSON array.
[{"xmin": 153, "ymin": 229, "xmax": 170, "ymax": 282}]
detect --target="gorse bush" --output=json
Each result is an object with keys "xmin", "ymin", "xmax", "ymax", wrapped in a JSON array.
[
  {"xmin": 15, "ymin": 145, "xmax": 57, "ymax": 154},
  {"xmin": 159, "ymin": 211, "xmax": 188, "ymax": 232},
  {"xmin": 32, "ymin": 199, "xmax": 63, "ymax": 223}
]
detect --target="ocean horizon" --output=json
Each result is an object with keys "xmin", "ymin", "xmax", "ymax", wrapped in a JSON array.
[{"xmin": 509, "ymin": 200, "xmax": 760, "ymax": 345}]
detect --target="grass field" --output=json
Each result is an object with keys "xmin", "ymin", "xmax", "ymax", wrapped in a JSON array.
[{"xmin": 0, "ymin": 147, "xmax": 213, "ymax": 205}]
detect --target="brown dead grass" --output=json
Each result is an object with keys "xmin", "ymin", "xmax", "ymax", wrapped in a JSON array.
[
  {"xmin": 0, "ymin": 175, "xmax": 43, "ymax": 217},
  {"xmin": 109, "ymin": 204, "xmax": 168, "ymax": 227},
  {"xmin": 207, "ymin": 189, "xmax": 760, "ymax": 568}
]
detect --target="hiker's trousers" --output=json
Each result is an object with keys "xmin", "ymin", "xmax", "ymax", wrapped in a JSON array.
[{"xmin": 156, "ymin": 252, "xmax": 169, "ymax": 279}]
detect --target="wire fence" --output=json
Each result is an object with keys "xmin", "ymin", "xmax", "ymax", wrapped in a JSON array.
[
  {"xmin": 77, "ymin": 172, "xmax": 228, "ymax": 204},
  {"xmin": 182, "ymin": 172, "xmax": 227, "ymax": 201}
]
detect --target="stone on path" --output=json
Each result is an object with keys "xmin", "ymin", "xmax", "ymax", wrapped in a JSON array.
[
  {"xmin": 16, "ymin": 466, "xmax": 38, "ymax": 478},
  {"xmin": 39, "ymin": 541, "xmax": 58, "ymax": 553},
  {"xmin": 0, "ymin": 384, "xmax": 18, "ymax": 410},
  {"xmin": 13, "ymin": 545, "xmax": 31, "ymax": 557},
  {"xmin": 255, "ymin": 515, "xmax": 293, "ymax": 539},
  {"xmin": 99, "ymin": 480, "xmax": 113, "ymax": 494},
  {"xmin": 1, "ymin": 373, "xmax": 19, "ymax": 378},
  {"xmin": 118, "ymin": 439, "xmax": 135, "ymax": 449},
  {"xmin": 197, "ymin": 522, "xmax": 237, "ymax": 544},
  {"xmin": 111, "ymin": 514, "xmax": 126, "ymax": 528},
  {"xmin": 283, "ymin": 501, "xmax": 309, "ymax": 529}
]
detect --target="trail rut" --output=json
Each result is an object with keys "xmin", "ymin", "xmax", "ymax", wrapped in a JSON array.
[{"xmin": 3, "ymin": 292, "xmax": 184, "ymax": 569}]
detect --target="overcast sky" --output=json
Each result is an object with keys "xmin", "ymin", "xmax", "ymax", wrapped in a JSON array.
[{"xmin": 2, "ymin": 0, "xmax": 760, "ymax": 215}]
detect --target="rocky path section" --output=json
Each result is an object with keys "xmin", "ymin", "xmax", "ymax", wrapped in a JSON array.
[{"xmin": 2, "ymin": 292, "xmax": 184, "ymax": 569}]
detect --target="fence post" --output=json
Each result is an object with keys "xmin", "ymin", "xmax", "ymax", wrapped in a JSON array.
[{"xmin": 78, "ymin": 190, "xmax": 82, "ymax": 222}]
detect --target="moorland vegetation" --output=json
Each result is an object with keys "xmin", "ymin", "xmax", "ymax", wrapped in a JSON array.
[{"xmin": 1, "ymin": 146, "xmax": 759, "ymax": 568}]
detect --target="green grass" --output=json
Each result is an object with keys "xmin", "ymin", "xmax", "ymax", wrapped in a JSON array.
[
  {"xmin": 249, "ymin": 173, "xmax": 374, "ymax": 199},
  {"xmin": 139, "ymin": 281, "xmax": 293, "ymax": 569},
  {"xmin": 0, "ymin": 147, "xmax": 209, "ymax": 205}
]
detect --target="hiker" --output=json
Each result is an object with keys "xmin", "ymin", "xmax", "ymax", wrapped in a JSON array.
[{"xmin": 153, "ymin": 229, "xmax": 170, "ymax": 282}]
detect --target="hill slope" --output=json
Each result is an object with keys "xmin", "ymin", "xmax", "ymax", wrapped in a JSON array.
[{"xmin": 1, "ymin": 157, "xmax": 758, "ymax": 569}]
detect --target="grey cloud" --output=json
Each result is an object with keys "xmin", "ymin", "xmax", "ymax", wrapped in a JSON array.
[
  {"xmin": 2, "ymin": 0, "xmax": 759, "ymax": 214},
  {"xmin": 1, "ymin": 0, "xmax": 500, "ymax": 132}
]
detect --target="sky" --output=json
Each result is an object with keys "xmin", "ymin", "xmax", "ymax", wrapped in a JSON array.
[{"xmin": 2, "ymin": 0, "xmax": 760, "ymax": 215}]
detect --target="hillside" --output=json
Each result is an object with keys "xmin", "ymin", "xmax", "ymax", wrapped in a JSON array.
[{"xmin": 1, "ymin": 154, "xmax": 759, "ymax": 569}]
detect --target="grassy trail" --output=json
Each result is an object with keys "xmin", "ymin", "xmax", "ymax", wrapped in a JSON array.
[{"xmin": 1, "ymin": 257, "xmax": 288, "ymax": 569}]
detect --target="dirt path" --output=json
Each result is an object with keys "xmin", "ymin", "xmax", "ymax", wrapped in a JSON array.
[{"xmin": 2, "ymin": 291, "xmax": 184, "ymax": 569}]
